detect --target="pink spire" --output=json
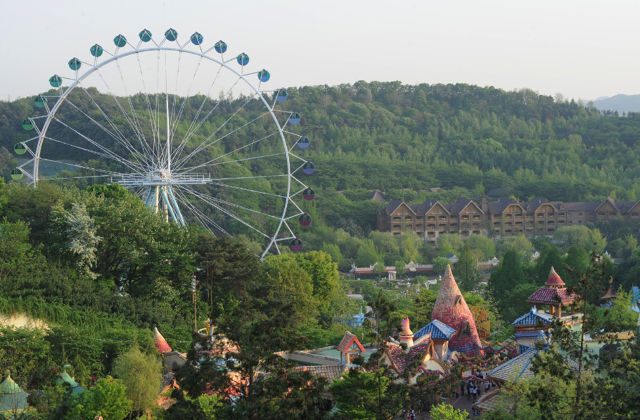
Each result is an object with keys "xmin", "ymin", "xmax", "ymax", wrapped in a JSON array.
[
  {"xmin": 546, "ymin": 266, "xmax": 565, "ymax": 287},
  {"xmin": 154, "ymin": 327, "xmax": 172, "ymax": 353},
  {"xmin": 431, "ymin": 265, "xmax": 483, "ymax": 355},
  {"xmin": 401, "ymin": 317, "xmax": 413, "ymax": 336}
]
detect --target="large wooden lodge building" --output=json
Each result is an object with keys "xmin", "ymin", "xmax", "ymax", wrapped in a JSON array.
[{"xmin": 377, "ymin": 196, "xmax": 640, "ymax": 241}]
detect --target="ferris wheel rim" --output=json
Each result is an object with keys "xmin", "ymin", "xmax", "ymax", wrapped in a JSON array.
[{"xmin": 29, "ymin": 36, "xmax": 300, "ymax": 259}]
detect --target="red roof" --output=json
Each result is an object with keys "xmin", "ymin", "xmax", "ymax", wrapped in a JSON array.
[
  {"xmin": 546, "ymin": 266, "xmax": 565, "ymax": 287},
  {"xmin": 154, "ymin": 327, "xmax": 172, "ymax": 353},
  {"xmin": 527, "ymin": 287, "xmax": 576, "ymax": 305},
  {"xmin": 337, "ymin": 331, "xmax": 366, "ymax": 354},
  {"xmin": 385, "ymin": 340, "xmax": 433, "ymax": 375}
]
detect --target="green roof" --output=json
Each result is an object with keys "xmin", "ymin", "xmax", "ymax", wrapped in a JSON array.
[{"xmin": 0, "ymin": 372, "xmax": 28, "ymax": 412}]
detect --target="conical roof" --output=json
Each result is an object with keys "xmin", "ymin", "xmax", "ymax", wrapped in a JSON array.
[
  {"xmin": 431, "ymin": 265, "xmax": 483, "ymax": 355},
  {"xmin": 546, "ymin": 266, "xmax": 565, "ymax": 287},
  {"xmin": 0, "ymin": 371, "xmax": 23, "ymax": 394},
  {"xmin": 0, "ymin": 370, "xmax": 28, "ymax": 412},
  {"xmin": 154, "ymin": 327, "xmax": 172, "ymax": 353}
]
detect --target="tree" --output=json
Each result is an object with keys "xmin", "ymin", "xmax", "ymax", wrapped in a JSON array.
[
  {"xmin": 488, "ymin": 249, "xmax": 525, "ymax": 302},
  {"xmin": 233, "ymin": 365, "xmax": 331, "ymax": 419},
  {"xmin": 71, "ymin": 376, "xmax": 132, "ymax": 420},
  {"xmin": 454, "ymin": 243, "xmax": 479, "ymax": 291},
  {"xmin": 466, "ymin": 234, "xmax": 496, "ymax": 260},
  {"xmin": 553, "ymin": 225, "xmax": 607, "ymax": 253},
  {"xmin": 329, "ymin": 368, "xmax": 405, "ymax": 420},
  {"xmin": 430, "ymin": 402, "xmax": 469, "ymax": 420},
  {"xmin": 51, "ymin": 202, "xmax": 102, "ymax": 279},
  {"xmin": 112, "ymin": 346, "xmax": 162, "ymax": 416},
  {"xmin": 432, "ymin": 256, "xmax": 450, "ymax": 275},
  {"xmin": 356, "ymin": 239, "xmax": 380, "ymax": 267}
]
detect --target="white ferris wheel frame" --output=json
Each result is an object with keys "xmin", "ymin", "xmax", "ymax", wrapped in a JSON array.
[{"xmin": 18, "ymin": 31, "xmax": 311, "ymax": 259}]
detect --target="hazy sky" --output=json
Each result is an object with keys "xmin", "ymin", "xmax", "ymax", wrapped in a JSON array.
[{"xmin": 1, "ymin": 0, "xmax": 639, "ymax": 101}]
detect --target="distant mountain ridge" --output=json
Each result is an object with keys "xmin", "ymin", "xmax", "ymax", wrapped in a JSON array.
[{"xmin": 593, "ymin": 94, "xmax": 640, "ymax": 114}]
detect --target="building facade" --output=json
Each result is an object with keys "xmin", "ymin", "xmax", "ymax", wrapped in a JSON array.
[{"xmin": 376, "ymin": 196, "xmax": 640, "ymax": 242}]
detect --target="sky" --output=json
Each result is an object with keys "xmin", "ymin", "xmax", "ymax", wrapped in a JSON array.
[{"xmin": 1, "ymin": 0, "xmax": 639, "ymax": 101}]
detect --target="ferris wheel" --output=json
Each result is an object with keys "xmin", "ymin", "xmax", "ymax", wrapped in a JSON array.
[{"xmin": 12, "ymin": 28, "xmax": 315, "ymax": 258}]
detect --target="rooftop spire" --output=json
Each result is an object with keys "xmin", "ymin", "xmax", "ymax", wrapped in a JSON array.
[
  {"xmin": 546, "ymin": 266, "xmax": 565, "ymax": 288},
  {"xmin": 431, "ymin": 265, "xmax": 483, "ymax": 355},
  {"xmin": 154, "ymin": 327, "xmax": 172, "ymax": 353}
]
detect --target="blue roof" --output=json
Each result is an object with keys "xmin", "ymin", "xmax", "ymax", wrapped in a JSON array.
[
  {"xmin": 515, "ymin": 330, "xmax": 546, "ymax": 340},
  {"xmin": 512, "ymin": 308, "xmax": 553, "ymax": 327},
  {"xmin": 414, "ymin": 319, "xmax": 456, "ymax": 340}
]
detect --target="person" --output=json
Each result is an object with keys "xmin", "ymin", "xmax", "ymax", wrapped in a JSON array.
[
  {"xmin": 471, "ymin": 384, "xmax": 478, "ymax": 402},
  {"xmin": 408, "ymin": 409, "xmax": 416, "ymax": 419}
]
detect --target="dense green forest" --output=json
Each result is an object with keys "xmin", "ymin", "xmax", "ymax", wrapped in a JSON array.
[{"xmin": 3, "ymin": 82, "xmax": 640, "ymax": 239}]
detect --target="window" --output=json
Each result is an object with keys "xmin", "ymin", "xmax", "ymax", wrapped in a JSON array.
[
  {"xmin": 427, "ymin": 216, "xmax": 435, "ymax": 221},
  {"xmin": 393, "ymin": 216, "xmax": 401, "ymax": 221},
  {"xmin": 393, "ymin": 224, "xmax": 401, "ymax": 229},
  {"xmin": 439, "ymin": 216, "xmax": 447, "ymax": 221}
]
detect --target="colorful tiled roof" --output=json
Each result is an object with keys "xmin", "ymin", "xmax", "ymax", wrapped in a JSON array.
[
  {"xmin": 527, "ymin": 287, "xmax": 575, "ymax": 304},
  {"xmin": 294, "ymin": 365, "xmax": 346, "ymax": 381},
  {"xmin": 385, "ymin": 339, "xmax": 433, "ymax": 375},
  {"xmin": 488, "ymin": 348, "xmax": 537, "ymax": 382},
  {"xmin": 431, "ymin": 265, "xmax": 484, "ymax": 355},
  {"xmin": 154, "ymin": 327, "xmax": 172, "ymax": 353},
  {"xmin": 511, "ymin": 308, "xmax": 553, "ymax": 327},
  {"xmin": 514, "ymin": 330, "xmax": 547, "ymax": 340},
  {"xmin": 337, "ymin": 331, "xmax": 366, "ymax": 354},
  {"xmin": 546, "ymin": 266, "xmax": 565, "ymax": 287},
  {"xmin": 414, "ymin": 319, "xmax": 456, "ymax": 340}
]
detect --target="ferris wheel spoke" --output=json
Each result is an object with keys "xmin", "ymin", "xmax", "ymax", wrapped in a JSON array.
[
  {"xmin": 173, "ymin": 93, "xmax": 260, "ymax": 168},
  {"xmin": 62, "ymin": 97, "xmax": 147, "ymax": 170},
  {"xmin": 180, "ymin": 185, "xmax": 270, "ymax": 238},
  {"xmin": 78, "ymin": 87, "xmax": 149, "ymax": 167},
  {"xmin": 38, "ymin": 158, "xmax": 131, "ymax": 177},
  {"xmin": 114, "ymin": 60, "xmax": 158, "ymax": 162},
  {"xmin": 168, "ymin": 55, "xmax": 205, "ymax": 143},
  {"xmin": 206, "ymin": 180, "xmax": 285, "ymax": 199},
  {"xmin": 51, "ymin": 118, "xmax": 145, "ymax": 174},
  {"xmin": 178, "ymin": 132, "xmax": 280, "ymax": 174},
  {"xmin": 43, "ymin": 135, "xmax": 138, "ymax": 169},
  {"xmin": 173, "ymin": 188, "xmax": 229, "ymax": 235},
  {"xmin": 209, "ymin": 174, "xmax": 288, "ymax": 182},
  {"xmin": 95, "ymin": 69, "xmax": 156, "ymax": 162},
  {"xmin": 172, "ymin": 64, "xmax": 225, "ymax": 161},
  {"xmin": 134, "ymin": 54, "xmax": 162, "ymax": 161}
]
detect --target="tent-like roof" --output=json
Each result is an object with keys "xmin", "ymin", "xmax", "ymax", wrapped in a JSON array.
[
  {"xmin": 414, "ymin": 319, "xmax": 456, "ymax": 341},
  {"xmin": 527, "ymin": 287, "xmax": 575, "ymax": 305},
  {"xmin": 0, "ymin": 371, "xmax": 28, "ymax": 413},
  {"xmin": 337, "ymin": 331, "xmax": 366, "ymax": 354},
  {"xmin": 431, "ymin": 265, "xmax": 483, "ymax": 355}
]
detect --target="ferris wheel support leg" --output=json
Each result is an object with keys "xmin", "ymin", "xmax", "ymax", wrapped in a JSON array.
[
  {"xmin": 161, "ymin": 186, "xmax": 178, "ymax": 224},
  {"xmin": 154, "ymin": 186, "xmax": 160, "ymax": 214},
  {"xmin": 167, "ymin": 186, "xmax": 186, "ymax": 226},
  {"xmin": 144, "ymin": 188, "xmax": 154, "ymax": 208}
]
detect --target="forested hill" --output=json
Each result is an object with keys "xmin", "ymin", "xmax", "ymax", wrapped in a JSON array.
[{"xmin": 3, "ymin": 82, "xmax": 640, "ymax": 234}]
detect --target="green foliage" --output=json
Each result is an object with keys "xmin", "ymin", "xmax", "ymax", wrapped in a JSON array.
[
  {"xmin": 454, "ymin": 243, "xmax": 479, "ymax": 291},
  {"xmin": 112, "ymin": 346, "xmax": 162, "ymax": 414},
  {"xmin": 329, "ymin": 368, "xmax": 406, "ymax": 420},
  {"xmin": 71, "ymin": 376, "xmax": 132, "ymax": 420},
  {"xmin": 429, "ymin": 402, "xmax": 469, "ymax": 420},
  {"xmin": 553, "ymin": 225, "xmax": 607, "ymax": 253}
]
